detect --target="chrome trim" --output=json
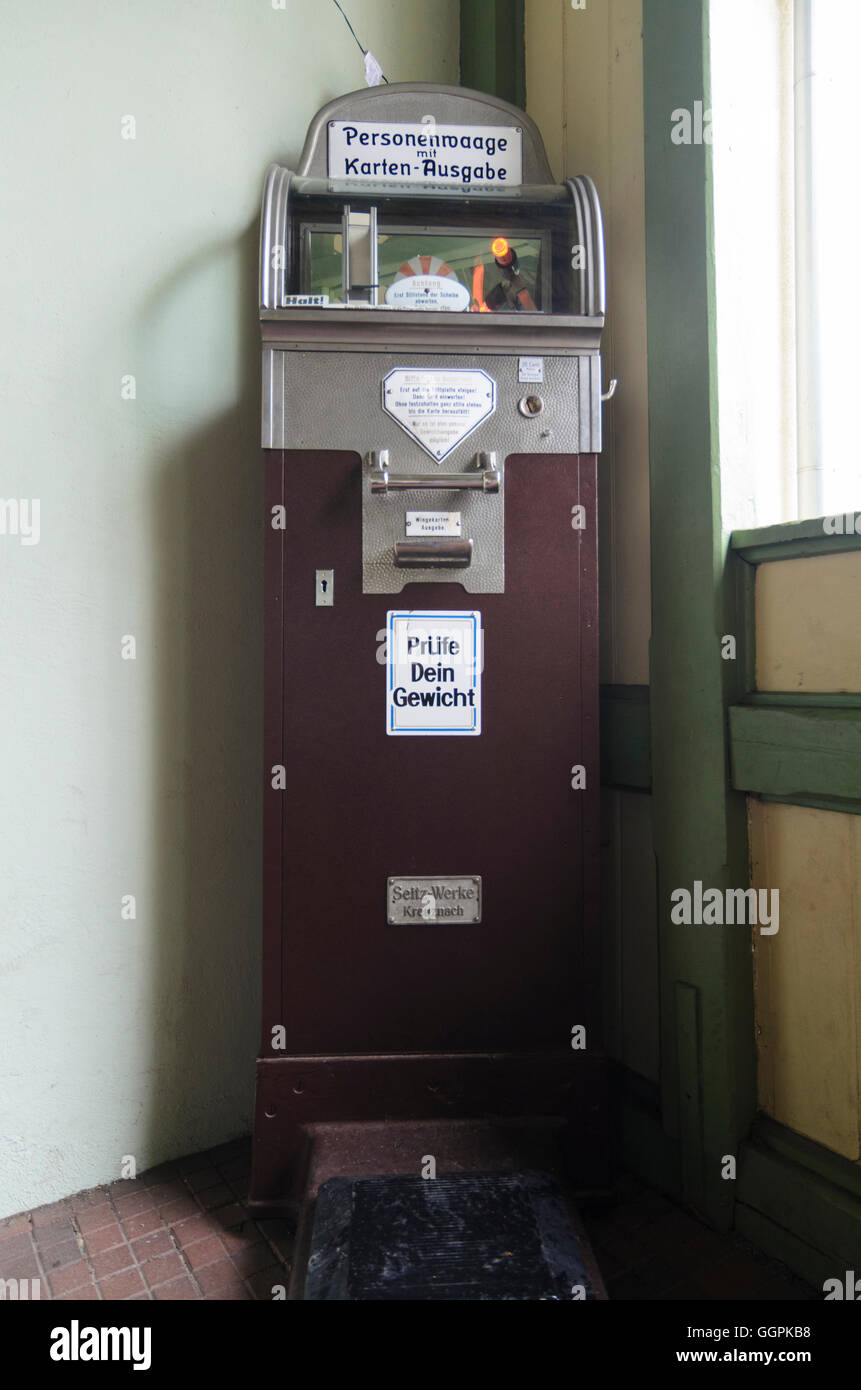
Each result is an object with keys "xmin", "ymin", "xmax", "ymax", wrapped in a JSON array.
[
  {"xmin": 260, "ymin": 311, "xmax": 604, "ymax": 356},
  {"xmin": 566, "ymin": 176, "xmax": 606, "ymax": 318},
  {"xmin": 370, "ymin": 470, "xmax": 501, "ymax": 495},
  {"xmin": 369, "ymin": 204, "xmax": 378, "ymax": 306},
  {"xmin": 341, "ymin": 203, "xmax": 351, "ymax": 303},
  {"xmin": 259, "ymin": 164, "xmax": 293, "ymax": 310}
]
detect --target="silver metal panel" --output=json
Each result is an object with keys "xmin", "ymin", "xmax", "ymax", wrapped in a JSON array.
[
  {"xmin": 264, "ymin": 350, "xmax": 582, "ymax": 456},
  {"xmin": 260, "ymin": 310, "xmax": 604, "ymax": 356},
  {"xmin": 578, "ymin": 353, "xmax": 604, "ymax": 454},
  {"xmin": 261, "ymin": 347, "xmax": 286, "ymax": 446},
  {"xmin": 364, "ymin": 454, "xmax": 503, "ymax": 594},
  {"xmin": 296, "ymin": 84, "xmax": 554, "ymax": 185},
  {"xmin": 263, "ymin": 344, "xmax": 602, "ymax": 468},
  {"xmin": 387, "ymin": 875, "xmax": 482, "ymax": 925}
]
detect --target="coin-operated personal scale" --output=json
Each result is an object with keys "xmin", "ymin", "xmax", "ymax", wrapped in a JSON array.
[{"xmin": 250, "ymin": 84, "xmax": 612, "ymax": 1296}]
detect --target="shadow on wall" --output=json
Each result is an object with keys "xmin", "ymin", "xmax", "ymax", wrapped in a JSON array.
[{"xmin": 140, "ymin": 218, "xmax": 263, "ymax": 1169}]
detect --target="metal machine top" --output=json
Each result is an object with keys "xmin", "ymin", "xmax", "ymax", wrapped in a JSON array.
[{"xmin": 259, "ymin": 83, "xmax": 605, "ymax": 328}]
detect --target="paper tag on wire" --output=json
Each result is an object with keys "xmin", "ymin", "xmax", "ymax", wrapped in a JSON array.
[{"xmin": 364, "ymin": 50, "xmax": 384, "ymax": 86}]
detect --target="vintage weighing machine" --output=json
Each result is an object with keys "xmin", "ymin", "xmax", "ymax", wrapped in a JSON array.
[{"xmin": 249, "ymin": 85, "xmax": 612, "ymax": 1279}]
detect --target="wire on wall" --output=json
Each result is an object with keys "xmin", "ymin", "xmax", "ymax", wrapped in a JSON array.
[{"xmin": 330, "ymin": 0, "xmax": 389, "ymax": 84}]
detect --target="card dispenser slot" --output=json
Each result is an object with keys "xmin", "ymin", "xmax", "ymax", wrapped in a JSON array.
[{"xmin": 394, "ymin": 538, "xmax": 474, "ymax": 568}]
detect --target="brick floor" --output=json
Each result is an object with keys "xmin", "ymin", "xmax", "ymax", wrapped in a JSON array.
[
  {"xmin": 0, "ymin": 1137, "xmax": 291, "ymax": 1301},
  {"xmin": 0, "ymin": 1144, "xmax": 818, "ymax": 1301}
]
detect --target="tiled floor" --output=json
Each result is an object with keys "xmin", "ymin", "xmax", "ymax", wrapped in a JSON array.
[
  {"xmin": 0, "ymin": 1138, "xmax": 292, "ymax": 1301},
  {"xmin": 0, "ymin": 1141, "xmax": 817, "ymax": 1301}
]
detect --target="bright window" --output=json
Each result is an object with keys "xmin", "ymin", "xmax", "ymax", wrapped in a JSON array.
[
  {"xmin": 801, "ymin": 0, "xmax": 861, "ymax": 517},
  {"xmin": 711, "ymin": 0, "xmax": 861, "ymax": 528}
]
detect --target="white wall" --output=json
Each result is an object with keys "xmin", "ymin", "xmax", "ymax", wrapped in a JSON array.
[{"xmin": 0, "ymin": 0, "xmax": 458, "ymax": 1218}]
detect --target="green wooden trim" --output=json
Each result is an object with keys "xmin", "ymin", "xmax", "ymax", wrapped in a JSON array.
[
  {"xmin": 735, "ymin": 550, "xmax": 756, "ymax": 699},
  {"xmin": 737, "ymin": 1122, "xmax": 861, "ymax": 1285},
  {"xmin": 759, "ymin": 792, "xmax": 861, "ymax": 817},
  {"xmin": 732, "ymin": 515, "xmax": 861, "ymax": 564},
  {"xmin": 743, "ymin": 691, "xmax": 861, "ymax": 709},
  {"xmin": 734, "ymin": 1204, "xmax": 835, "ymax": 1290},
  {"xmin": 611, "ymin": 1065, "xmax": 681, "ymax": 1200},
  {"xmin": 643, "ymin": 0, "xmax": 756, "ymax": 1230},
  {"xmin": 600, "ymin": 684, "xmax": 652, "ymax": 790},
  {"xmin": 752, "ymin": 1114, "xmax": 861, "ymax": 1201},
  {"xmin": 729, "ymin": 704, "xmax": 861, "ymax": 803},
  {"xmin": 460, "ymin": 0, "xmax": 525, "ymax": 108},
  {"xmin": 676, "ymin": 982, "xmax": 704, "ymax": 1210}
]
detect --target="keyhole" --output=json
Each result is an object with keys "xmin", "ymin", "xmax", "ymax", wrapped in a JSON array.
[{"xmin": 316, "ymin": 570, "xmax": 333, "ymax": 606}]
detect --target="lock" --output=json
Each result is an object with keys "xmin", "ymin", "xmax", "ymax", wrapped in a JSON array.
[{"xmin": 315, "ymin": 569, "xmax": 333, "ymax": 606}]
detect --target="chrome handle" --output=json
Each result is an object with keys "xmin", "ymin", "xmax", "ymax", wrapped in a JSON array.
[
  {"xmin": 366, "ymin": 449, "xmax": 501, "ymax": 495},
  {"xmin": 372, "ymin": 471, "xmax": 500, "ymax": 495},
  {"xmin": 394, "ymin": 538, "xmax": 473, "ymax": 568}
]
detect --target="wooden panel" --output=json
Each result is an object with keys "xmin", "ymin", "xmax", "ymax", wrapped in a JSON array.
[
  {"xmin": 730, "ymin": 704, "xmax": 861, "ymax": 806},
  {"xmin": 600, "ymin": 684, "xmax": 651, "ymax": 790},
  {"xmin": 619, "ymin": 791, "xmax": 659, "ymax": 1080},
  {"xmin": 600, "ymin": 788, "xmax": 659, "ymax": 1083},
  {"xmin": 750, "ymin": 800, "xmax": 861, "ymax": 1160},
  {"xmin": 733, "ymin": 516, "xmax": 861, "ymax": 564},
  {"xmin": 755, "ymin": 551, "xmax": 861, "ymax": 692},
  {"xmin": 525, "ymin": 0, "xmax": 651, "ymax": 688},
  {"xmin": 460, "ymin": 0, "xmax": 525, "ymax": 107}
]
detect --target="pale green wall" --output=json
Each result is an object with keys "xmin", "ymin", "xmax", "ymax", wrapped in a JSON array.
[{"xmin": 0, "ymin": 0, "xmax": 458, "ymax": 1218}]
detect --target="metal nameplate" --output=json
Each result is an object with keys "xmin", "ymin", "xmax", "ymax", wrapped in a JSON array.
[
  {"xmin": 387, "ymin": 875, "xmax": 482, "ymax": 924},
  {"xmin": 406, "ymin": 511, "xmax": 462, "ymax": 537}
]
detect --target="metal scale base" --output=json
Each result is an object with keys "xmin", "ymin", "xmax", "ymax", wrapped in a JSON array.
[{"xmin": 285, "ymin": 1119, "xmax": 607, "ymax": 1301}]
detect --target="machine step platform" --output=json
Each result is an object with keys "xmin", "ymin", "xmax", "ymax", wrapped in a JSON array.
[{"xmin": 303, "ymin": 1170, "xmax": 603, "ymax": 1301}]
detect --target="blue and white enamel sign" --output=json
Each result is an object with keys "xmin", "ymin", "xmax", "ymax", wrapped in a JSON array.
[{"xmin": 386, "ymin": 611, "xmax": 482, "ymax": 736}]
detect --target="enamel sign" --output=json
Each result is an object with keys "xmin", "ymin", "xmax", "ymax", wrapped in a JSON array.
[
  {"xmin": 328, "ymin": 121, "xmax": 522, "ymax": 186},
  {"xmin": 382, "ymin": 369, "xmax": 496, "ymax": 462},
  {"xmin": 385, "ymin": 275, "xmax": 470, "ymax": 312},
  {"xmin": 386, "ymin": 611, "xmax": 482, "ymax": 736}
]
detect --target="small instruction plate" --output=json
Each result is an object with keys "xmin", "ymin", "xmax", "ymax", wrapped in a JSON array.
[
  {"xmin": 518, "ymin": 356, "xmax": 544, "ymax": 382},
  {"xmin": 387, "ymin": 875, "xmax": 482, "ymax": 924},
  {"xmin": 283, "ymin": 294, "xmax": 330, "ymax": 307},
  {"xmin": 405, "ymin": 511, "xmax": 462, "ymax": 538}
]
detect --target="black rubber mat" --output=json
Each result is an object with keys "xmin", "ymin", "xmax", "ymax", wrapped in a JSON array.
[{"xmin": 304, "ymin": 1171, "xmax": 599, "ymax": 1300}]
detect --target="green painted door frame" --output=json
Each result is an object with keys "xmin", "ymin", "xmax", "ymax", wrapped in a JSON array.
[
  {"xmin": 642, "ymin": 0, "xmax": 756, "ymax": 1228},
  {"xmin": 460, "ymin": 0, "xmax": 525, "ymax": 107}
]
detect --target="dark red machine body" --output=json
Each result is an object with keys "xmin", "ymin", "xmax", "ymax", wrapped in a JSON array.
[
  {"xmin": 251, "ymin": 448, "xmax": 604, "ymax": 1211},
  {"xmin": 249, "ymin": 84, "xmax": 610, "ymax": 1217}
]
